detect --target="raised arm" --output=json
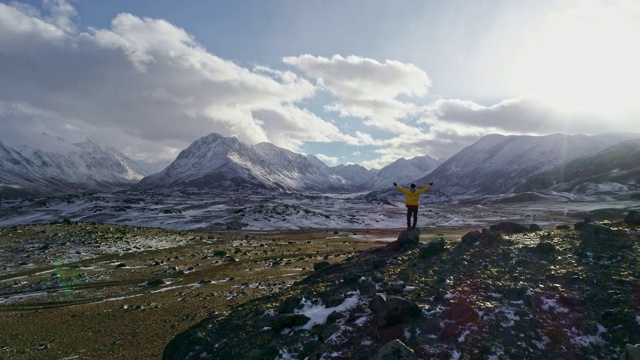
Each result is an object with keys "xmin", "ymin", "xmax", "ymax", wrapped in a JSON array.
[
  {"xmin": 416, "ymin": 181, "xmax": 434, "ymax": 194},
  {"xmin": 394, "ymin": 183, "xmax": 411, "ymax": 194}
]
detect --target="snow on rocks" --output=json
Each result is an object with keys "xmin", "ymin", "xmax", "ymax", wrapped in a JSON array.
[{"xmin": 164, "ymin": 218, "xmax": 640, "ymax": 359}]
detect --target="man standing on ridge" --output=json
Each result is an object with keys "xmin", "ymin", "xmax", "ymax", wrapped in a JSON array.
[{"xmin": 393, "ymin": 182, "xmax": 434, "ymax": 229}]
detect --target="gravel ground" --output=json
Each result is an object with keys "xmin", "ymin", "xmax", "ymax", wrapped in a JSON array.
[{"xmin": 0, "ymin": 222, "xmax": 407, "ymax": 359}]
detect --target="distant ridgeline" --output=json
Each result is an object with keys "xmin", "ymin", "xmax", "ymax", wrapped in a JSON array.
[{"xmin": 2, "ymin": 132, "xmax": 640, "ymax": 200}]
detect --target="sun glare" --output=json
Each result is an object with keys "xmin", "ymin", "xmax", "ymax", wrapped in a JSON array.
[{"xmin": 509, "ymin": 0, "xmax": 640, "ymax": 116}]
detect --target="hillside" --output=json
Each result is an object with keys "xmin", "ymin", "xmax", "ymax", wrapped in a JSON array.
[
  {"xmin": 165, "ymin": 216, "xmax": 640, "ymax": 359},
  {"xmin": 416, "ymin": 133, "xmax": 640, "ymax": 198},
  {"xmin": 520, "ymin": 138, "xmax": 640, "ymax": 196},
  {"xmin": 0, "ymin": 134, "xmax": 148, "ymax": 198}
]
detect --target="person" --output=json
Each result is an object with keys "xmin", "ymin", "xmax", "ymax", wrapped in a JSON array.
[{"xmin": 393, "ymin": 182, "xmax": 434, "ymax": 229}]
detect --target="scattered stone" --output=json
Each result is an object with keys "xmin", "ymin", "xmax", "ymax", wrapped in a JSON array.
[
  {"xmin": 213, "ymin": 250, "xmax": 227, "ymax": 257},
  {"xmin": 271, "ymin": 314, "xmax": 310, "ymax": 332},
  {"xmin": 461, "ymin": 230, "xmax": 481, "ymax": 245},
  {"xmin": 384, "ymin": 282, "xmax": 406, "ymax": 295},
  {"xmin": 313, "ymin": 261, "xmax": 330, "ymax": 271},
  {"xmin": 489, "ymin": 222, "xmax": 529, "ymax": 233},
  {"xmin": 369, "ymin": 295, "xmax": 421, "ymax": 329},
  {"xmin": 579, "ymin": 223, "xmax": 632, "ymax": 248},
  {"xmin": 419, "ymin": 238, "xmax": 445, "ymax": 258},
  {"xmin": 529, "ymin": 224, "xmax": 542, "ymax": 231},
  {"xmin": 449, "ymin": 299, "xmax": 479, "ymax": 326},
  {"xmin": 535, "ymin": 242, "xmax": 556, "ymax": 254},
  {"xmin": 479, "ymin": 228, "xmax": 502, "ymax": 245},
  {"xmin": 146, "ymin": 279, "xmax": 166, "ymax": 287},
  {"xmin": 115, "ymin": 263, "xmax": 127, "ymax": 268},
  {"xmin": 374, "ymin": 339, "xmax": 418, "ymax": 360},
  {"xmin": 343, "ymin": 272, "xmax": 360, "ymax": 283},
  {"xmin": 277, "ymin": 296, "xmax": 302, "ymax": 314},
  {"xmin": 356, "ymin": 280, "xmax": 377, "ymax": 296},
  {"xmin": 320, "ymin": 323, "xmax": 341, "ymax": 342},
  {"xmin": 574, "ymin": 218, "xmax": 593, "ymax": 230},
  {"xmin": 322, "ymin": 293, "xmax": 344, "ymax": 308}
]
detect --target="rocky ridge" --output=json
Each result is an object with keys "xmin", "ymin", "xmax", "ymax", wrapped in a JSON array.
[{"xmin": 164, "ymin": 213, "xmax": 640, "ymax": 359}]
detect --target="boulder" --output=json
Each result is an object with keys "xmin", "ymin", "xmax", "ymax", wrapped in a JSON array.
[
  {"xmin": 271, "ymin": 314, "xmax": 310, "ymax": 331},
  {"xmin": 419, "ymin": 238, "xmax": 446, "ymax": 258},
  {"xmin": 579, "ymin": 223, "xmax": 612, "ymax": 242},
  {"xmin": 530, "ymin": 224, "xmax": 542, "ymax": 231},
  {"xmin": 460, "ymin": 228, "xmax": 503, "ymax": 246},
  {"xmin": 479, "ymin": 228, "xmax": 503, "ymax": 245},
  {"xmin": 579, "ymin": 223, "xmax": 631, "ymax": 248},
  {"xmin": 535, "ymin": 242, "xmax": 556, "ymax": 254},
  {"xmin": 489, "ymin": 222, "xmax": 530, "ymax": 233},
  {"xmin": 374, "ymin": 339, "xmax": 418, "ymax": 360},
  {"xmin": 369, "ymin": 295, "xmax": 421, "ymax": 329},
  {"xmin": 461, "ymin": 230, "xmax": 481, "ymax": 245},
  {"xmin": 449, "ymin": 300, "xmax": 479, "ymax": 326},
  {"xmin": 276, "ymin": 296, "xmax": 302, "ymax": 314},
  {"xmin": 397, "ymin": 228, "xmax": 420, "ymax": 248},
  {"xmin": 313, "ymin": 261, "xmax": 330, "ymax": 271},
  {"xmin": 620, "ymin": 343, "xmax": 640, "ymax": 360},
  {"xmin": 624, "ymin": 211, "xmax": 640, "ymax": 226}
]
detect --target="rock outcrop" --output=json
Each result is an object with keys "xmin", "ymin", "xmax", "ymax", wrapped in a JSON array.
[{"xmin": 164, "ymin": 218, "xmax": 640, "ymax": 359}]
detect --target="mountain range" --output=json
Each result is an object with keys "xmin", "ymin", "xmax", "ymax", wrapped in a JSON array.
[
  {"xmin": 0, "ymin": 133, "xmax": 148, "ymax": 198},
  {"xmin": 132, "ymin": 133, "xmax": 440, "ymax": 192},
  {"xmin": 1, "ymin": 131, "xmax": 639, "ymax": 201},
  {"xmin": 413, "ymin": 133, "xmax": 640, "ymax": 201}
]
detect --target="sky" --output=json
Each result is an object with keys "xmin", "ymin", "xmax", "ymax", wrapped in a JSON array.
[{"xmin": 1, "ymin": 0, "xmax": 639, "ymax": 169}]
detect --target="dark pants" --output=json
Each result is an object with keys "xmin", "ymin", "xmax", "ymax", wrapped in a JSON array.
[{"xmin": 406, "ymin": 206, "xmax": 418, "ymax": 228}]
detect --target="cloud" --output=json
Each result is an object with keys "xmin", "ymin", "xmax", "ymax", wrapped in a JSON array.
[
  {"xmin": 425, "ymin": 97, "xmax": 613, "ymax": 135},
  {"xmin": 2, "ymin": 1, "xmax": 636, "ymax": 173},
  {"xmin": 314, "ymin": 154, "xmax": 339, "ymax": 166},
  {"xmin": 0, "ymin": 1, "xmax": 354, "ymax": 165},
  {"xmin": 283, "ymin": 54, "xmax": 431, "ymax": 133}
]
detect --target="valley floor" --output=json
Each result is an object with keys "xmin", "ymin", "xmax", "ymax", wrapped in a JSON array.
[
  {"xmin": 1, "ymin": 195, "xmax": 639, "ymax": 359},
  {"xmin": 1, "ymin": 223, "xmax": 452, "ymax": 359}
]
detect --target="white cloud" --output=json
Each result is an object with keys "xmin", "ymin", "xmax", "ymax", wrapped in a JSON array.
[
  {"xmin": 2, "ymin": 0, "xmax": 638, "ymax": 173},
  {"xmin": 283, "ymin": 54, "xmax": 431, "ymax": 134},
  {"xmin": 425, "ymin": 97, "xmax": 616, "ymax": 135},
  {"xmin": 0, "ymin": 1, "xmax": 354, "ymax": 166}
]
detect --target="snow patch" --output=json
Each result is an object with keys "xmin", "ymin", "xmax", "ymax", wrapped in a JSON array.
[
  {"xmin": 295, "ymin": 295, "xmax": 360, "ymax": 330},
  {"xmin": 540, "ymin": 297, "xmax": 570, "ymax": 313}
]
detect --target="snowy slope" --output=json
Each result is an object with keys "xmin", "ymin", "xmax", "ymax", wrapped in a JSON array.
[
  {"xmin": 368, "ymin": 155, "xmax": 441, "ymax": 190},
  {"xmin": 0, "ymin": 134, "xmax": 149, "ymax": 198},
  {"xmin": 331, "ymin": 163, "xmax": 378, "ymax": 187},
  {"xmin": 417, "ymin": 133, "xmax": 640, "ymax": 197},
  {"xmin": 521, "ymin": 137, "xmax": 640, "ymax": 195},
  {"xmin": 133, "ymin": 133, "xmax": 354, "ymax": 192},
  {"xmin": 134, "ymin": 133, "xmax": 446, "ymax": 193}
]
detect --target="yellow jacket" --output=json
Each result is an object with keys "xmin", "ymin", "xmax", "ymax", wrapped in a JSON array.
[{"xmin": 395, "ymin": 184, "xmax": 431, "ymax": 206}]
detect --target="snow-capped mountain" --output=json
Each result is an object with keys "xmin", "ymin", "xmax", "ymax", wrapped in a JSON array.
[
  {"xmin": 0, "ymin": 134, "xmax": 149, "ymax": 198},
  {"xmin": 415, "ymin": 133, "xmax": 640, "ymax": 198},
  {"xmin": 133, "ymin": 133, "xmax": 354, "ymax": 192},
  {"xmin": 520, "ymin": 137, "xmax": 640, "ymax": 196},
  {"xmin": 368, "ymin": 155, "xmax": 441, "ymax": 190},
  {"xmin": 133, "ymin": 133, "xmax": 444, "ymax": 193},
  {"xmin": 331, "ymin": 163, "xmax": 378, "ymax": 187},
  {"xmin": 305, "ymin": 155, "xmax": 381, "ymax": 189}
]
